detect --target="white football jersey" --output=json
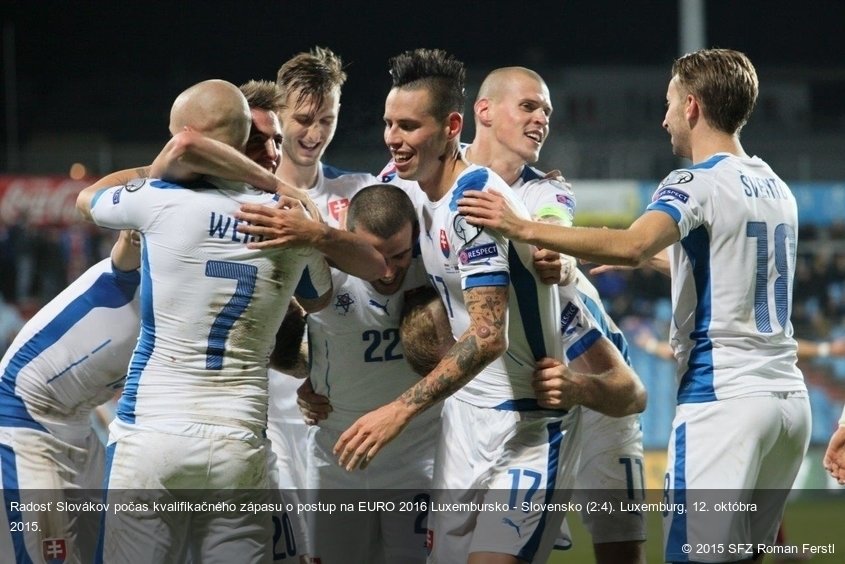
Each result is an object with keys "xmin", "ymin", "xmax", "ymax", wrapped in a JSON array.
[
  {"xmin": 307, "ymin": 257, "xmax": 431, "ymax": 429},
  {"xmin": 417, "ymin": 164, "xmax": 562, "ymax": 408},
  {"xmin": 459, "ymin": 143, "xmax": 576, "ymax": 226},
  {"xmin": 266, "ymin": 164, "xmax": 376, "ymax": 421},
  {"xmin": 89, "ymin": 177, "xmax": 331, "ymax": 434},
  {"xmin": 645, "ymin": 153, "xmax": 806, "ymax": 402},
  {"xmin": 0, "ymin": 259, "xmax": 139, "ymax": 440},
  {"xmin": 308, "ymin": 164, "xmax": 380, "ymax": 228}
]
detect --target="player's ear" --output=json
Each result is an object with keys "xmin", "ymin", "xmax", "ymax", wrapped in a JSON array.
[
  {"xmin": 445, "ymin": 111, "xmax": 462, "ymax": 141},
  {"xmin": 685, "ymin": 94, "xmax": 700, "ymax": 123},
  {"xmin": 474, "ymin": 98, "xmax": 492, "ymax": 127}
]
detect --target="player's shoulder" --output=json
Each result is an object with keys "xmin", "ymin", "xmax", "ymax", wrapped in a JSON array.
[
  {"xmin": 321, "ymin": 163, "xmax": 377, "ymax": 185},
  {"xmin": 652, "ymin": 156, "xmax": 728, "ymax": 205},
  {"xmin": 459, "ymin": 164, "xmax": 510, "ymax": 191},
  {"xmin": 521, "ymin": 173, "xmax": 575, "ymax": 199},
  {"xmin": 518, "ymin": 165, "xmax": 545, "ymax": 183},
  {"xmin": 657, "ymin": 154, "xmax": 733, "ymax": 190}
]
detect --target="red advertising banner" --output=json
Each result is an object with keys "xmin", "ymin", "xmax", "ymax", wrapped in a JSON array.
[{"xmin": 0, "ymin": 176, "xmax": 93, "ymax": 227}]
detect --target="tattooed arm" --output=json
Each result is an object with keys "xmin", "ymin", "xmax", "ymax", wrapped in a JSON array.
[{"xmin": 333, "ymin": 285, "xmax": 508, "ymax": 471}]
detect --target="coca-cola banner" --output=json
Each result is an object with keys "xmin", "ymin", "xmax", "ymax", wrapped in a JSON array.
[{"xmin": 0, "ymin": 176, "xmax": 93, "ymax": 226}]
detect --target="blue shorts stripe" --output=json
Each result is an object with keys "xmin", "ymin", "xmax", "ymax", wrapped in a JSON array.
[
  {"xmin": 518, "ymin": 419, "xmax": 564, "ymax": 561},
  {"xmin": 1, "ymin": 443, "xmax": 34, "ymax": 563},
  {"xmin": 666, "ymin": 423, "xmax": 688, "ymax": 562}
]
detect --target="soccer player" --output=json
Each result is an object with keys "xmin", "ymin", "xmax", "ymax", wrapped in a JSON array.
[
  {"xmin": 460, "ymin": 66, "xmax": 648, "ymax": 563},
  {"xmin": 294, "ymin": 184, "xmax": 435, "ymax": 564},
  {"xmin": 77, "ymin": 79, "xmax": 333, "ymax": 563},
  {"xmin": 153, "ymin": 78, "xmax": 316, "ymax": 563},
  {"xmin": 334, "ymin": 48, "xmax": 584, "ymax": 564},
  {"xmin": 382, "ymin": 64, "xmax": 645, "ymax": 560},
  {"xmin": 235, "ymin": 47, "xmax": 388, "ymax": 280},
  {"xmin": 229, "ymin": 48, "xmax": 393, "ymax": 559},
  {"xmin": 459, "ymin": 48, "xmax": 812, "ymax": 562},
  {"xmin": 0, "ymin": 229, "xmax": 139, "ymax": 564}
]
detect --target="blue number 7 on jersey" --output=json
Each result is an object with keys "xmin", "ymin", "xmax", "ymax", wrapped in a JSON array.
[{"xmin": 205, "ymin": 260, "xmax": 258, "ymax": 370}]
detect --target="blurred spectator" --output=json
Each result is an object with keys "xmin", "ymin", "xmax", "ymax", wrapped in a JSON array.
[{"xmin": 0, "ymin": 291, "xmax": 24, "ymax": 356}]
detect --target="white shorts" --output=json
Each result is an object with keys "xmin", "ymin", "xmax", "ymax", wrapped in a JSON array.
[
  {"xmin": 663, "ymin": 392, "xmax": 811, "ymax": 563},
  {"xmin": 305, "ymin": 416, "xmax": 438, "ymax": 564},
  {"xmin": 428, "ymin": 398, "xmax": 582, "ymax": 564},
  {"xmin": 0, "ymin": 425, "xmax": 103, "ymax": 564},
  {"xmin": 571, "ymin": 411, "xmax": 646, "ymax": 544},
  {"xmin": 267, "ymin": 372, "xmax": 310, "ymax": 559},
  {"xmin": 99, "ymin": 420, "xmax": 273, "ymax": 564}
]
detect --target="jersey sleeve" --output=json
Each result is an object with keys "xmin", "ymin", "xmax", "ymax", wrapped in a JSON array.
[
  {"xmin": 89, "ymin": 178, "xmax": 169, "ymax": 232},
  {"xmin": 520, "ymin": 177, "xmax": 576, "ymax": 226},
  {"xmin": 448, "ymin": 169, "xmax": 519, "ymax": 290},
  {"xmin": 645, "ymin": 169, "xmax": 708, "ymax": 239},
  {"xmin": 557, "ymin": 286, "xmax": 604, "ymax": 362},
  {"xmin": 294, "ymin": 250, "xmax": 333, "ymax": 300}
]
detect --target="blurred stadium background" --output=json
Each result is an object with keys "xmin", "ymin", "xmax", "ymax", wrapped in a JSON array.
[{"xmin": 2, "ymin": 1, "xmax": 843, "ymax": 559}]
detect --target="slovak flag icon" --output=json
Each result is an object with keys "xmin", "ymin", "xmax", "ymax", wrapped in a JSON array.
[
  {"xmin": 439, "ymin": 229, "xmax": 450, "ymax": 258},
  {"xmin": 43, "ymin": 538, "xmax": 67, "ymax": 562},
  {"xmin": 328, "ymin": 198, "xmax": 350, "ymax": 222}
]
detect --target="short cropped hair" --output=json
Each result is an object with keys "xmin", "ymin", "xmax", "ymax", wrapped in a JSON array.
[
  {"xmin": 400, "ymin": 286, "xmax": 454, "ymax": 376},
  {"xmin": 388, "ymin": 48, "xmax": 466, "ymax": 120},
  {"xmin": 276, "ymin": 46, "xmax": 347, "ymax": 111},
  {"xmin": 672, "ymin": 48, "xmax": 758, "ymax": 134},
  {"xmin": 239, "ymin": 80, "xmax": 285, "ymax": 113},
  {"xmin": 346, "ymin": 184, "xmax": 417, "ymax": 240}
]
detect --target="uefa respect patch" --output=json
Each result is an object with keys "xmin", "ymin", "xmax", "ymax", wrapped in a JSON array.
[
  {"xmin": 653, "ymin": 187, "xmax": 690, "ymax": 203},
  {"xmin": 459, "ymin": 242, "xmax": 498, "ymax": 264},
  {"xmin": 560, "ymin": 301, "xmax": 580, "ymax": 333}
]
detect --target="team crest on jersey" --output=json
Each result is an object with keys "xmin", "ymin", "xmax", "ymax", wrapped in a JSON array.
[
  {"xmin": 659, "ymin": 170, "xmax": 693, "ymax": 187},
  {"xmin": 378, "ymin": 162, "xmax": 398, "ymax": 183},
  {"xmin": 334, "ymin": 292, "xmax": 355, "ymax": 315},
  {"xmin": 328, "ymin": 198, "xmax": 350, "ymax": 222},
  {"xmin": 652, "ymin": 187, "xmax": 690, "ymax": 204},
  {"xmin": 560, "ymin": 302, "xmax": 581, "ymax": 334},
  {"xmin": 439, "ymin": 229, "xmax": 450, "ymax": 258},
  {"xmin": 42, "ymin": 538, "xmax": 67, "ymax": 562},
  {"xmin": 112, "ymin": 187, "xmax": 124, "ymax": 204},
  {"xmin": 452, "ymin": 215, "xmax": 483, "ymax": 245},
  {"xmin": 425, "ymin": 529, "xmax": 434, "ymax": 555},
  {"xmin": 459, "ymin": 242, "xmax": 498, "ymax": 265},
  {"xmin": 124, "ymin": 178, "xmax": 145, "ymax": 192}
]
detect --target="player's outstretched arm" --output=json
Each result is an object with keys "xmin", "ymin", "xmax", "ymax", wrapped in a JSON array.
[
  {"xmin": 235, "ymin": 204, "xmax": 387, "ymax": 282},
  {"xmin": 823, "ymin": 407, "xmax": 845, "ymax": 485},
  {"xmin": 150, "ymin": 129, "xmax": 321, "ymax": 219},
  {"xmin": 333, "ymin": 285, "xmax": 508, "ymax": 471},
  {"xmin": 150, "ymin": 129, "xmax": 279, "ymax": 192},
  {"xmin": 458, "ymin": 189, "xmax": 680, "ymax": 268},
  {"xmin": 589, "ymin": 248, "xmax": 671, "ymax": 277},
  {"xmin": 533, "ymin": 337, "xmax": 647, "ymax": 417},
  {"xmin": 796, "ymin": 338, "xmax": 845, "ymax": 361},
  {"xmin": 76, "ymin": 167, "xmax": 150, "ymax": 221}
]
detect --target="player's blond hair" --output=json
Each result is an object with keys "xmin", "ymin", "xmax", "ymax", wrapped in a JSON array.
[
  {"xmin": 672, "ymin": 48, "xmax": 758, "ymax": 134},
  {"xmin": 276, "ymin": 46, "xmax": 347, "ymax": 112}
]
